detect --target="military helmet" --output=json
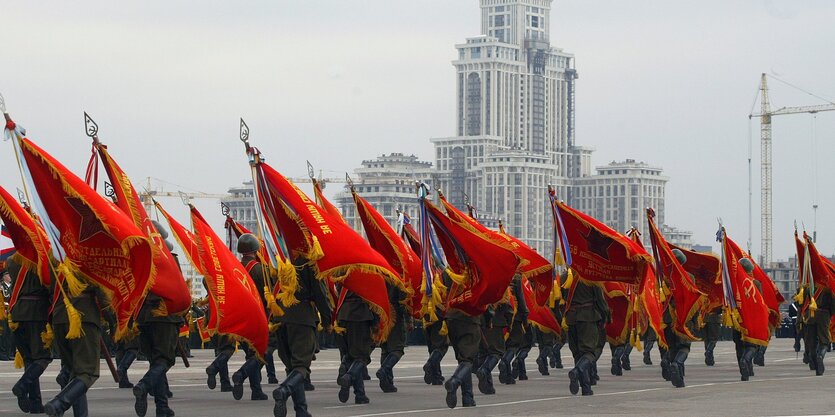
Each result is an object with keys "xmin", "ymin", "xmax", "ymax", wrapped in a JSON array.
[
  {"xmin": 671, "ymin": 248, "xmax": 687, "ymax": 265},
  {"xmin": 165, "ymin": 239, "xmax": 174, "ymax": 252},
  {"xmin": 739, "ymin": 258, "xmax": 754, "ymax": 274},
  {"xmin": 237, "ymin": 233, "xmax": 261, "ymax": 254},
  {"xmin": 152, "ymin": 220, "xmax": 169, "ymax": 240}
]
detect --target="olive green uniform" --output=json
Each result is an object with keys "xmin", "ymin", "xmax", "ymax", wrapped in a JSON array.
[
  {"xmin": 231, "ymin": 255, "xmax": 269, "ymax": 401},
  {"xmin": 377, "ymin": 283, "xmax": 410, "ymax": 392},
  {"xmin": 336, "ymin": 289, "xmax": 376, "ymax": 404},
  {"xmin": 444, "ymin": 308, "xmax": 481, "ymax": 408},
  {"xmin": 133, "ymin": 291, "xmax": 181, "ymax": 416},
  {"xmin": 476, "ymin": 300, "xmax": 511, "ymax": 392},
  {"xmin": 9, "ymin": 258, "xmax": 53, "ymax": 413},
  {"xmin": 703, "ymin": 309, "xmax": 721, "ymax": 366},
  {"xmin": 566, "ymin": 279, "xmax": 608, "ymax": 396},
  {"xmin": 503, "ymin": 276, "xmax": 531, "ymax": 382},
  {"xmin": 205, "ymin": 275, "xmax": 236, "ymax": 392},
  {"xmin": 803, "ymin": 287, "xmax": 834, "ymax": 376}
]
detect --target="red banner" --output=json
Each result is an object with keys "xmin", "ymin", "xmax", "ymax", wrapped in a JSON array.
[
  {"xmin": 647, "ymin": 212, "xmax": 706, "ymax": 341},
  {"xmin": 20, "ymin": 138, "xmax": 153, "ymax": 339},
  {"xmin": 522, "ymin": 276, "xmax": 561, "ymax": 335},
  {"xmin": 352, "ymin": 191, "xmax": 422, "ymax": 318},
  {"xmin": 603, "ymin": 282, "xmax": 633, "ymax": 344},
  {"xmin": 155, "ymin": 201, "xmax": 204, "ymax": 276},
  {"xmin": 191, "ymin": 205, "xmax": 268, "ymax": 356},
  {"xmin": 722, "ymin": 233, "xmax": 771, "ymax": 346},
  {"xmin": 425, "ymin": 201, "xmax": 520, "ymax": 316},
  {"xmin": 0, "ymin": 186, "xmax": 51, "ymax": 286},
  {"xmin": 257, "ymin": 163, "xmax": 394, "ymax": 341},
  {"xmin": 805, "ymin": 233, "xmax": 835, "ymax": 292},
  {"xmin": 552, "ymin": 200, "xmax": 651, "ymax": 284},
  {"xmin": 439, "ymin": 194, "xmax": 553, "ymax": 305},
  {"xmin": 97, "ymin": 144, "xmax": 190, "ymax": 316}
]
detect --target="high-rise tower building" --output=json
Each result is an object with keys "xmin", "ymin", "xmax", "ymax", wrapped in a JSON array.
[{"xmin": 432, "ymin": 0, "xmax": 580, "ymax": 254}]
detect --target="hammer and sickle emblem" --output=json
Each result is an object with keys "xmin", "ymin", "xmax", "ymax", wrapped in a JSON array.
[
  {"xmin": 234, "ymin": 269, "xmax": 253, "ymax": 292},
  {"xmin": 742, "ymin": 278, "xmax": 758, "ymax": 301}
]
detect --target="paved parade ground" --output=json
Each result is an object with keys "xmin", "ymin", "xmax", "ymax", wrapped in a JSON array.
[{"xmin": 0, "ymin": 338, "xmax": 832, "ymax": 417}]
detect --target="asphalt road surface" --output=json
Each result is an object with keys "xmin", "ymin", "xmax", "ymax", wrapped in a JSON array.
[{"xmin": 1, "ymin": 338, "xmax": 831, "ymax": 417}]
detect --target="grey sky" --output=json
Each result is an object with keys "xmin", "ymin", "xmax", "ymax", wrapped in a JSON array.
[{"xmin": 2, "ymin": 0, "xmax": 834, "ymax": 260}]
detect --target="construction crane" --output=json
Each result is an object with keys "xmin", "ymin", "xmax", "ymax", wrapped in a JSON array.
[
  {"xmin": 136, "ymin": 177, "xmax": 226, "ymax": 214},
  {"xmin": 748, "ymin": 73, "xmax": 835, "ymax": 265}
]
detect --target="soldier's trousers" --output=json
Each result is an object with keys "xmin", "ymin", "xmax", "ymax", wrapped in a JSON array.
[
  {"xmin": 803, "ymin": 311, "xmax": 832, "ymax": 354},
  {"xmin": 340, "ymin": 320, "xmax": 373, "ymax": 365},
  {"xmin": 567, "ymin": 321, "xmax": 599, "ymax": 363},
  {"xmin": 139, "ymin": 322, "xmax": 178, "ymax": 369},
  {"xmin": 380, "ymin": 316, "xmax": 407, "ymax": 361},
  {"xmin": 13, "ymin": 321, "xmax": 53, "ymax": 368},
  {"xmin": 53, "ymin": 322, "xmax": 100, "ymax": 388},
  {"xmin": 275, "ymin": 323, "xmax": 317, "ymax": 379},
  {"xmin": 425, "ymin": 320, "xmax": 450, "ymax": 356},
  {"xmin": 447, "ymin": 318, "xmax": 481, "ymax": 365},
  {"xmin": 703, "ymin": 321, "xmax": 721, "ymax": 343},
  {"xmin": 481, "ymin": 326, "xmax": 506, "ymax": 358}
]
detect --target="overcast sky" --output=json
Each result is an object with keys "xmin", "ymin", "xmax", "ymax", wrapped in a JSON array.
[{"xmin": 2, "ymin": 0, "xmax": 834, "ymax": 260}]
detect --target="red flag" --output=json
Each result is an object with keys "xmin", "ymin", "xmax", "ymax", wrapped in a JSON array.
[
  {"xmin": 256, "ymin": 162, "xmax": 394, "ymax": 341},
  {"xmin": 805, "ymin": 233, "xmax": 835, "ymax": 292},
  {"xmin": 19, "ymin": 138, "xmax": 154, "ymax": 339},
  {"xmin": 424, "ymin": 200, "xmax": 520, "ymax": 316},
  {"xmin": 627, "ymin": 229, "xmax": 667, "ymax": 349},
  {"xmin": 646, "ymin": 211, "xmax": 706, "ymax": 340},
  {"xmin": 552, "ymin": 199, "xmax": 651, "ymax": 284},
  {"xmin": 0, "ymin": 186, "xmax": 51, "ymax": 286},
  {"xmin": 97, "ymin": 144, "xmax": 190, "ymax": 315},
  {"xmin": 795, "ymin": 231, "xmax": 806, "ymax": 287},
  {"xmin": 351, "ymin": 190, "xmax": 422, "ymax": 318},
  {"xmin": 522, "ymin": 276, "xmax": 561, "ymax": 335},
  {"xmin": 191, "ymin": 205, "xmax": 268, "ymax": 356},
  {"xmin": 438, "ymin": 194, "xmax": 553, "ymax": 306},
  {"xmin": 603, "ymin": 282, "xmax": 633, "ymax": 345},
  {"xmin": 722, "ymin": 232, "xmax": 771, "ymax": 346},
  {"xmin": 751, "ymin": 260, "xmax": 785, "ymax": 328},
  {"xmin": 668, "ymin": 243, "xmax": 724, "ymax": 313},
  {"xmin": 312, "ymin": 179, "xmax": 347, "ymax": 225},
  {"xmin": 155, "ymin": 201, "xmax": 204, "ymax": 275}
]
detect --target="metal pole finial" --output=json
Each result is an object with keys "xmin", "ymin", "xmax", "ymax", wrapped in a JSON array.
[
  {"xmin": 84, "ymin": 112, "xmax": 99, "ymax": 139},
  {"xmin": 307, "ymin": 160, "xmax": 315, "ymax": 180},
  {"xmin": 240, "ymin": 118, "xmax": 250, "ymax": 143},
  {"xmin": 178, "ymin": 191, "xmax": 191, "ymax": 206},
  {"xmin": 0, "ymin": 93, "xmax": 6, "ymax": 114},
  {"xmin": 345, "ymin": 173, "xmax": 354, "ymax": 190},
  {"xmin": 220, "ymin": 202, "xmax": 230, "ymax": 217}
]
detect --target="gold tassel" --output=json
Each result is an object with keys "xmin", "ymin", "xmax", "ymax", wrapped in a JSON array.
[
  {"xmin": 561, "ymin": 317, "xmax": 568, "ymax": 332},
  {"xmin": 265, "ymin": 288, "xmax": 284, "ymax": 316},
  {"xmin": 63, "ymin": 295, "xmax": 84, "ymax": 339},
  {"xmin": 810, "ymin": 297, "xmax": 818, "ymax": 319},
  {"xmin": 8, "ymin": 316, "xmax": 19, "ymax": 332},
  {"xmin": 310, "ymin": 235, "xmax": 325, "ymax": 260},
  {"xmin": 0, "ymin": 290, "xmax": 5, "ymax": 321},
  {"xmin": 332, "ymin": 321, "xmax": 346, "ymax": 335},
  {"xmin": 722, "ymin": 307, "xmax": 733, "ymax": 327},
  {"xmin": 275, "ymin": 259, "xmax": 299, "ymax": 307},
  {"xmin": 561, "ymin": 270, "xmax": 574, "ymax": 289},
  {"xmin": 58, "ymin": 262, "xmax": 87, "ymax": 298},
  {"xmin": 14, "ymin": 350, "xmax": 24, "ymax": 369},
  {"xmin": 439, "ymin": 321, "xmax": 448, "ymax": 337},
  {"xmin": 268, "ymin": 323, "xmax": 280, "ymax": 333},
  {"xmin": 41, "ymin": 324, "xmax": 54, "ymax": 349},
  {"xmin": 445, "ymin": 268, "xmax": 468, "ymax": 286},
  {"xmin": 794, "ymin": 287, "xmax": 805, "ymax": 304}
]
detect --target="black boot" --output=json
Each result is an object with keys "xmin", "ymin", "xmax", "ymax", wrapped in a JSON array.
[
  {"xmin": 118, "ymin": 350, "xmax": 137, "ymax": 389},
  {"xmin": 337, "ymin": 358, "xmax": 350, "ymax": 403},
  {"xmin": 153, "ymin": 375, "xmax": 174, "ymax": 417},
  {"xmin": 739, "ymin": 347, "xmax": 755, "ymax": 381},
  {"xmin": 793, "ymin": 337, "xmax": 801, "ymax": 353},
  {"xmin": 669, "ymin": 350, "xmax": 688, "ymax": 388},
  {"xmin": 304, "ymin": 375, "xmax": 315, "ymax": 391},
  {"xmin": 611, "ymin": 346, "xmax": 624, "ymax": 376},
  {"xmin": 353, "ymin": 363, "xmax": 370, "ymax": 404},
  {"xmin": 71, "ymin": 393, "xmax": 88, "ymax": 417},
  {"xmin": 423, "ymin": 350, "xmax": 443, "ymax": 385},
  {"xmin": 290, "ymin": 375, "xmax": 312, "ymax": 417},
  {"xmin": 231, "ymin": 360, "xmax": 252, "ymax": 401},
  {"xmin": 568, "ymin": 356, "xmax": 593, "ymax": 396},
  {"xmin": 551, "ymin": 343, "xmax": 564, "ymax": 368},
  {"xmin": 266, "ymin": 350, "xmax": 278, "ymax": 384},
  {"xmin": 516, "ymin": 348, "xmax": 529, "ymax": 380},
  {"xmin": 589, "ymin": 361, "xmax": 599, "ymax": 385},
  {"xmin": 362, "ymin": 365, "xmax": 371, "ymax": 381},
  {"xmin": 461, "ymin": 367, "xmax": 476, "ymax": 407},
  {"xmin": 754, "ymin": 346, "xmax": 766, "ymax": 367},
  {"xmin": 44, "ymin": 378, "xmax": 87, "ymax": 417},
  {"xmin": 704, "ymin": 341, "xmax": 716, "ymax": 366},
  {"xmin": 376, "ymin": 354, "xmax": 401, "ymax": 393},
  {"xmin": 272, "ymin": 370, "xmax": 305, "ymax": 417},
  {"xmin": 432, "ymin": 357, "xmax": 445, "ymax": 385},
  {"xmin": 536, "ymin": 347, "xmax": 550, "ymax": 376},
  {"xmin": 444, "ymin": 362, "xmax": 472, "ymax": 409},
  {"xmin": 248, "ymin": 361, "xmax": 268, "ymax": 400},
  {"xmin": 475, "ymin": 355, "xmax": 498, "ymax": 395},
  {"xmin": 29, "ymin": 373, "xmax": 46, "ymax": 414},
  {"xmin": 134, "ymin": 363, "xmax": 167, "ymax": 417},
  {"xmin": 660, "ymin": 356, "xmax": 671, "ymax": 381},
  {"xmin": 621, "ymin": 344, "xmax": 632, "ymax": 371},
  {"xmin": 498, "ymin": 350, "xmax": 516, "ymax": 384},
  {"xmin": 55, "ymin": 367, "xmax": 70, "ymax": 390},
  {"xmin": 643, "ymin": 339, "xmax": 655, "ymax": 365},
  {"xmin": 13, "ymin": 362, "xmax": 39, "ymax": 413},
  {"xmin": 206, "ymin": 351, "xmax": 231, "ymax": 390},
  {"xmin": 816, "ymin": 346, "xmax": 827, "ymax": 376}
]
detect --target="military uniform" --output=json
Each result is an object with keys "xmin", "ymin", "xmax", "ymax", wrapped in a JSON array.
[
  {"xmin": 45, "ymin": 277, "xmax": 103, "ymax": 417},
  {"xmin": 231, "ymin": 253, "xmax": 269, "ymax": 401},
  {"xmin": 566, "ymin": 279, "xmax": 608, "ymax": 396},
  {"xmin": 115, "ymin": 333, "xmax": 140, "ymax": 388},
  {"xmin": 271, "ymin": 258, "xmax": 332, "ymax": 417},
  {"xmin": 549, "ymin": 298, "xmax": 566, "ymax": 369},
  {"xmin": 475, "ymin": 298, "xmax": 512, "ymax": 394},
  {"xmin": 8, "ymin": 258, "xmax": 53, "ymax": 413},
  {"xmin": 661, "ymin": 303, "xmax": 694, "ymax": 388},
  {"xmin": 205, "ymin": 273, "xmax": 235, "ymax": 393},
  {"xmin": 641, "ymin": 327, "xmax": 657, "ymax": 365},
  {"xmin": 376, "ymin": 283, "xmax": 410, "ymax": 393},
  {"xmin": 443, "ymin": 308, "xmax": 480, "ymax": 408},
  {"xmin": 703, "ymin": 308, "xmax": 722, "ymax": 366},
  {"xmin": 336, "ymin": 289, "xmax": 375, "ymax": 404},
  {"xmin": 422, "ymin": 273, "xmax": 453, "ymax": 386},
  {"xmin": 803, "ymin": 287, "xmax": 834, "ymax": 376},
  {"xmin": 132, "ymin": 291, "xmax": 181, "ymax": 417}
]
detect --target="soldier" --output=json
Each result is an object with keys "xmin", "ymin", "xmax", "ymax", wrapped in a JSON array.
[
  {"xmin": 642, "ymin": 328, "xmax": 657, "ymax": 365},
  {"xmin": 475, "ymin": 291, "xmax": 513, "ymax": 394},
  {"xmin": 422, "ymin": 274, "xmax": 451, "ymax": 386},
  {"xmin": 788, "ymin": 293, "xmax": 801, "ymax": 353},
  {"xmin": 797, "ymin": 259, "xmax": 834, "ymax": 377},
  {"xmin": 45, "ymin": 275, "xmax": 104, "ymax": 417},
  {"xmin": 230, "ymin": 234, "xmax": 269, "ymax": 401},
  {"xmin": 271, "ymin": 256, "xmax": 332, "ymax": 417},
  {"xmin": 376, "ymin": 282, "xmax": 410, "ymax": 393},
  {"xmin": 549, "ymin": 286, "xmax": 566, "ymax": 370},
  {"xmin": 132, "ymin": 231, "xmax": 184, "ymax": 417},
  {"xmin": 443, "ymin": 305, "xmax": 481, "ymax": 408},
  {"xmin": 336, "ymin": 288, "xmax": 376, "ymax": 404},
  {"xmin": 8, "ymin": 257, "xmax": 53, "ymax": 413},
  {"xmin": 499, "ymin": 274, "xmax": 528, "ymax": 384},
  {"xmin": 703, "ymin": 308, "xmax": 722, "ymax": 366},
  {"xmin": 566, "ymin": 275, "xmax": 609, "ymax": 396},
  {"xmin": 662, "ymin": 249, "xmax": 698, "ymax": 388}
]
